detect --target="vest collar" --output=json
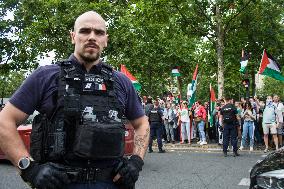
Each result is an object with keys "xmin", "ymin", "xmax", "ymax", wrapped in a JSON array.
[{"xmin": 68, "ymin": 54, "xmax": 103, "ymax": 74}]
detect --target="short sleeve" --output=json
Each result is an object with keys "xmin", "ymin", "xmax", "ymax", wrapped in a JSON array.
[
  {"xmin": 9, "ymin": 67, "xmax": 46, "ymax": 114},
  {"xmin": 114, "ymin": 72, "xmax": 145, "ymax": 120},
  {"xmin": 9, "ymin": 64, "xmax": 60, "ymax": 116}
]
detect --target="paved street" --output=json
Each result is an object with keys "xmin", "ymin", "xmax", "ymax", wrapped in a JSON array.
[
  {"xmin": 136, "ymin": 151, "xmax": 262, "ymax": 189},
  {"xmin": 0, "ymin": 151, "xmax": 264, "ymax": 189}
]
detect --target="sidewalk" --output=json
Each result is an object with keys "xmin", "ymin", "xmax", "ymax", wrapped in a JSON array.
[{"xmin": 152, "ymin": 142, "xmax": 266, "ymax": 153}]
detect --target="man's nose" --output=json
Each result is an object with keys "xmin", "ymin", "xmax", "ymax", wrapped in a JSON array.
[{"xmin": 88, "ymin": 31, "xmax": 97, "ymax": 41}]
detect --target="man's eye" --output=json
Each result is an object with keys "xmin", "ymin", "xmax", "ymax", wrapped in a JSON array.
[
  {"xmin": 79, "ymin": 29, "xmax": 91, "ymax": 34},
  {"xmin": 95, "ymin": 30, "xmax": 105, "ymax": 35}
]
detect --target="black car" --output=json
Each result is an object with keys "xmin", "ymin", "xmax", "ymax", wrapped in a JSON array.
[{"xmin": 250, "ymin": 148, "xmax": 284, "ymax": 189}]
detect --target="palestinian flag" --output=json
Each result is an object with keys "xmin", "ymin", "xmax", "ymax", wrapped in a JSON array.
[
  {"xmin": 209, "ymin": 84, "xmax": 216, "ymax": 127},
  {"xmin": 120, "ymin": 64, "xmax": 142, "ymax": 90},
  {"xmin": 188, "ymin": 64, "xmax": 198, "ymax": 108},
  {"xmin": 239, "ymin": 49, "xmax": 249, "ymax": 73},
  {"xmin": 171, "ymin": 66, "xmax": 181, "ymax": 77},
  {"xmin": 259, "ymin": 49, "xmax": 284, "ymax": 81}
]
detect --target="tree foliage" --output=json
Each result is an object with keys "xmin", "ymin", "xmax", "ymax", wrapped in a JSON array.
[
  {"xmin": 257, "ymin": 77, "xmax": 284, "ymax": 100},
  {"xmin": 0, "ymin": 0, "xmax": 283, "ymax": 102}
]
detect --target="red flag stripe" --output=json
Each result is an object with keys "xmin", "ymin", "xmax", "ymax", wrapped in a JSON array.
[
  {"xmin": 120, "ymin": 64, "xmax": 137, "ymax": 81},
  {"xmin": 259, "ymin": 49, "xmax": 270, "ymax": 74},
  {"xmin": 210, "ymin": 85, "xmax": 216, "ymax": 101}
]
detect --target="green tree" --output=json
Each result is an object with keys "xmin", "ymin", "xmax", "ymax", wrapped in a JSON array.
[
  {"xmin": 0, "ymin": 69, "xmax": 26, "ymax": 98},
  {"xmin": 1, "ymin": 0, "xmax": 283, "ymax": 101},
  {"xmin": 257, "ymin": 77, "xmax": 284, "ymax": 100}
]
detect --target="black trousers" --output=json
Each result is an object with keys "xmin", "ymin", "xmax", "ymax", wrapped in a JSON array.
[
  {"xmin": 149, "ymin": 122, "xmax": 163, "ymax": 150},
  {"xmin": 223, "ymin": 123, "xmax": 238, "ymax": 153}
]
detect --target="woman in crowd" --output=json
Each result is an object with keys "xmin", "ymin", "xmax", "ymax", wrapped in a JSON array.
[
  {"xmin": 240, "ymin": 102, "xmax": 256, "ymax": 151},
  {"xmin": 194, "ymin": 101, "xmax": 207, "ymax": 145},
  {"xmin": 179, "ymin": 101, "xmax": 191, "ymax": 144}
]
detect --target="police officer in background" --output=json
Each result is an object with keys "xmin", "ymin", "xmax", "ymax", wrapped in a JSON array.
[
  {"xmin": 220, "ymin": 97, "xmax": 240, "ymax": 157},
  {"xmin": 0, "ymin": 11, "xmax": 149, "ymax": 189},
  {"xmin": 147, "ymin": 100, "xmax": 166, "ymax": 153}
]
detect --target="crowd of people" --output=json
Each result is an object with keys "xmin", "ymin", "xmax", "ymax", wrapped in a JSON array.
[{"xmin": 142, "ymin": 94, "xmax": 284, "ymax": 155}]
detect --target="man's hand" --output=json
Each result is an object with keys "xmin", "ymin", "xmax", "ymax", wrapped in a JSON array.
[
  {"xmin": 21, "ymin": 162, "xmax": 70, "ymax": 189},
  {"xmin": 113, "ymin": 155, "xmax": 144, "ymax": 188}
]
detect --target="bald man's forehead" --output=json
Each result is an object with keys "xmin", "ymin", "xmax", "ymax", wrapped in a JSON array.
[{"xmin": 74, "ymin": 14, "xmax": 107, "ymax": 32}]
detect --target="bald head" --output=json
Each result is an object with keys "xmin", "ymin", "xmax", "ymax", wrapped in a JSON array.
[
  {"xmin": 70, "ymin": 11, "xmax": 108, "ymax": 67},
  {"xmin": 74, "ymin": 11, "xmax": 106, "ymax": 32}
]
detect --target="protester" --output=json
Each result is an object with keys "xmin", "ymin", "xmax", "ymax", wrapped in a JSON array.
[
  {"xmin": 262, "ymin": 96, "xmax": 279, "ymax": 153},
  {"xmin": 240, "ymin": 102, "xmax": 256, "ymax": 151},
  {"xmin": 213, "ymin": 101, "xmax": 222, "ymax": 145},
  {"xmin": 194, "ymin": 101, "xmax": 207, "ymax": 145},
  {"xmin": 179, "ymin": 101, "xmax": 191, "ymax": 144},
  {"xmin": 273, "ymin": 95, "xmax": 284, "ymax": 147},
  {"xmin": 173, "ymin": 104, "xmax": 180, "ymax": 142},
  {"xmin": 163, "ymin": 102, "xmax": 175, "ymax": 143},
  {"xmin": 235, "ymin": 101, "xmax": 243, "ymax": 139},
  {"xmin": 250, "ymin": 96, "xmax": 263, "ymax": 145}
]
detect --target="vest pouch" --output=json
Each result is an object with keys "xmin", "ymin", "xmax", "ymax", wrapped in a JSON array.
[
  {"xmin": 73, "ymin": 123, "xmax": 125, "ymax": 159},
  {"xmin": 30, "ymin": 114, "xmax": 47, "ymax": 162},
  {"xmin": 45, "ymin": 119, "xmax": 66, "ymax": 161},
  {"xmin": 64, "ymin": 94, "xmax": 81, "ymax": 116}
]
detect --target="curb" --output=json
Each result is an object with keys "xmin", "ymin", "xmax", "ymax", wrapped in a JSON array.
[{"xmin": 152, "ymin": 143, "xmax": 265, "ymax": 154}]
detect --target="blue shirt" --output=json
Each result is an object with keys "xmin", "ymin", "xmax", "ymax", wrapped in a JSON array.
[
  {"xmin": 9, "ymin": 54, "xmax": 144, "ymax": 121},
  {"xmin": 263, "ymin": 103, "xmax": 276, "ymax": 124}
]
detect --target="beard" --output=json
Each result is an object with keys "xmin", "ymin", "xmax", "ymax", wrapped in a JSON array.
[{"xmin": 79, "ymin": 51, "xmax": 101, "ymax": 64}]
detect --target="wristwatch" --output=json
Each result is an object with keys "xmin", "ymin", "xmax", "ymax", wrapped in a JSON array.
[{"xmin": 17, "ymin": 157, "xmax": 34, "ymax": 170}]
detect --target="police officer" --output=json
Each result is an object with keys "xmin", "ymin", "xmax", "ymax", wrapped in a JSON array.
[
  {"xmin": 147, "ymin": 100, "xmax": 166, "ymax": 153},
  {"xmin": 220, "ymin": 97, "xmax": 240, "ymax": 157},
  {"xmin": 0, "ymin": 11, "xmax": 149, "ymax": 189}
]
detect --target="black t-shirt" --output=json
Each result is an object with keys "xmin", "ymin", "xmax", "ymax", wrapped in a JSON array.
[
  {"xmin": 9, "ymin": 54, "xmax": 144, "ymax": 121},
  {"xmin": 220, "ymin": 103, "xmax": 238, "ymax": 123}
]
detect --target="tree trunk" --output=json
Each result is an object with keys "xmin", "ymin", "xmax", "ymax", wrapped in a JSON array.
[{"xmin": 216, "ymin": 5, "xmax": 225, "ymax": 99}]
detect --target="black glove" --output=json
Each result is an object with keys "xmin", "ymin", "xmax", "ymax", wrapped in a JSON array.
[
  {"xmin": 116, "ymin": 155, "xmax": 144, "ymax": 189},
  {"xmin": 21, "ymin": 162, "xmax": 70, "ymax": 189}
]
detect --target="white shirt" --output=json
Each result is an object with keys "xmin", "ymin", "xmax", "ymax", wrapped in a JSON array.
[
  {"xmin": 273, "ymin": 102, "xmax": 284, "ymax": 123},
  {"xmin": 179, "ymin": 108, "xmax": 190, "ymax": 122}
]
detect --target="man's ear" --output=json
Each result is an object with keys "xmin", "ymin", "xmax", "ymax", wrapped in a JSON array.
[
  {"xmin": 104, "ymin": 34, "xmax": 109, "ymax": 48},
  {"xmin": 70, "ymin": 31, "xmax": 75, "ymax": 44}
]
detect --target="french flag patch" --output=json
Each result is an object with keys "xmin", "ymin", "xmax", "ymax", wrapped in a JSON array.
[{"xmin": 97, "ymin": 83, "xmax": 106, "ymax": 91}]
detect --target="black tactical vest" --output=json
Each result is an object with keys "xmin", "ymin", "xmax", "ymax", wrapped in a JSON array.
[
  {"xmin": 221, "ymin": 104, "xmax": 237, "ymax": 124},
  {"xmin": 148, "ymin": 107, "xmax": 162, "ymax": 123},
  {"xmin": 30, "ymin": 61, "xmax": 126, "ymax": 162}
]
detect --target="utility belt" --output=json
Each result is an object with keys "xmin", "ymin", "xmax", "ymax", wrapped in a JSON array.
[{"xmin": 64, "ymin": 165, "xmax": 114, "ymax": 183}]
